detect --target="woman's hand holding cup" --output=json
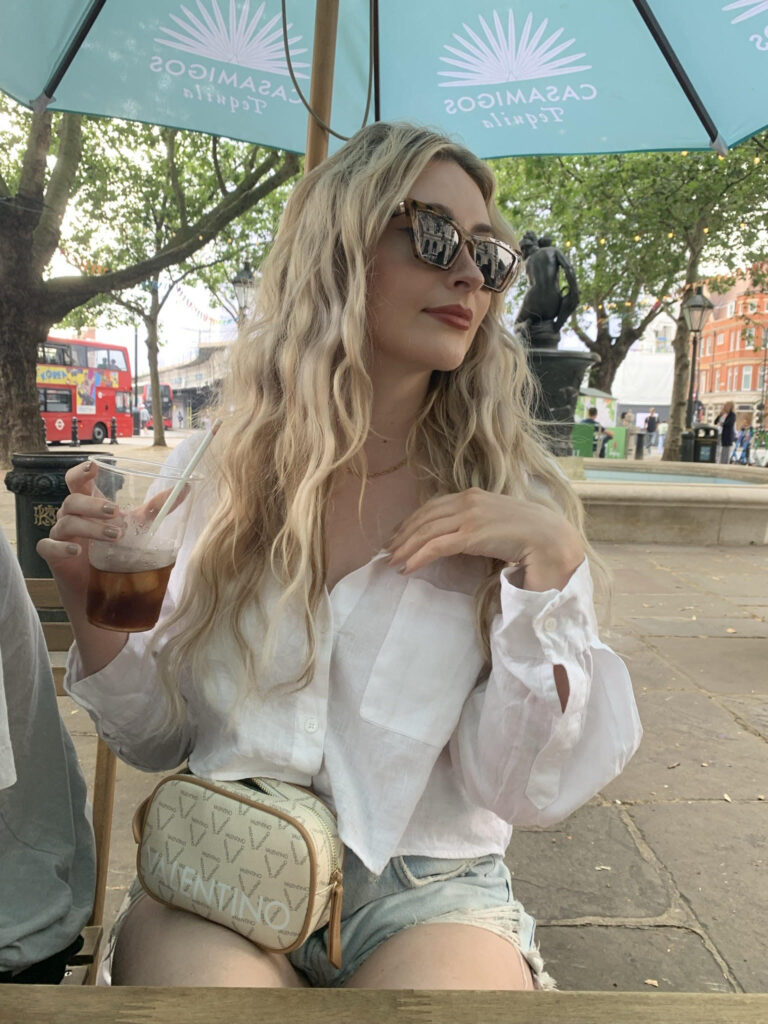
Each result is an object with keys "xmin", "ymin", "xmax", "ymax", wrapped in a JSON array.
[{"xmin": 37, "ymin": 460, "xmax": 119, "ymax": 596}]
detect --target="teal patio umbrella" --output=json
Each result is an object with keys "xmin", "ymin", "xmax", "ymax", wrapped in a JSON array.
[{"xmin": 0, "ymin": 0, "xmax": 766, "ymax": 164}]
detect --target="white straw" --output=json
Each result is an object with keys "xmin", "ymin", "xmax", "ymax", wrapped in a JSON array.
[{"xmin": 147, "ymin": 419, "xmax": 222, "ymax": 536}]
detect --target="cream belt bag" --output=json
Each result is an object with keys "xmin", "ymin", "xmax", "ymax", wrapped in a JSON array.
[{"xmin": 132, "ymin": 774, "xmax": 344, "ymax": 968}]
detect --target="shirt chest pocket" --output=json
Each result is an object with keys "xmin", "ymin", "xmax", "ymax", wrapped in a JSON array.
[{"xmin": 359, "ymin": 577, "xmax": 485, "ymax": 747}]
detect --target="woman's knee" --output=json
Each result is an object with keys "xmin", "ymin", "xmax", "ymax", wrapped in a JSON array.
[
  {"xmin": 344, "ymin": 922, "xmax": 535, "ymax": 990},
  {"xmin": 112, "ymin": 895, "xmax": 306, "ymax": 987}
]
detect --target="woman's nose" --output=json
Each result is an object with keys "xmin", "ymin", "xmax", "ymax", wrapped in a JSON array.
[{"xmin": 450, "ymin": 240, "xmax": 485, "ymax": 290}]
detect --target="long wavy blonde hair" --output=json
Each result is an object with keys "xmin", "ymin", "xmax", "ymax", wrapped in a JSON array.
[{"xmin": 154, "ymin": 122, "xmax": 601, "ymax": 724}]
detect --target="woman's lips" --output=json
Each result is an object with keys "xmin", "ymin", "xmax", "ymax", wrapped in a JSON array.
[{"xmin": 423, "ymin": 305, "xmax": 473, "ymax": 330}]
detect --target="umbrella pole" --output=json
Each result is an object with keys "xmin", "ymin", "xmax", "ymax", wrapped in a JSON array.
[{"xmin": 305, "ymin": 0, "xmax": 340, "ymax": 173}]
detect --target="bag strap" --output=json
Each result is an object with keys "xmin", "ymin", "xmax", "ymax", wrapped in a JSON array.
[{"xmin": 132, "ymin": 793, "xmax": 152, "ymax": 843}]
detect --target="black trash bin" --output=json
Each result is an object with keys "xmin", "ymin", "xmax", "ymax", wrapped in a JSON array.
[
  {"xmin": 4, "ymin": 451, "xmax": 116, "ymax": 578},
  {"xmin": 633, "ymin": 430, "xmax": 646, "ymax": 460},
  {"xmin": 680, "ymin": 431, "xmax": 695, "ymax": 462},
  {"xmin": 692, "ymin": 425, "xmax": 718, "ymax": 464}
]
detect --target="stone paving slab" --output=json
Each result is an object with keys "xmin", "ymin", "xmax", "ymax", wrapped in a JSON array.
[
  {"xmin": 647, "ymin": 638, "xmax": 767, "ymax": 696},
  {"xmin": 621, "ymin": 617, "xmax": 768, "ymax": 639},
  {"xmin": 506, "ymin": 806, "xmax": 670, "ymax": 920},
  {"xmin": 537, "ymin": 925, "xmax": 732, "ymax": 993},
  {"xmin": 671, "ymin": 570, "xmax": 768, "ymax": 600},
  {"xmin": 606, "ymin": 566, "xmax": 690, "ymax": 595},
  {"xmin": 628, "ymin": 803, "xmax": 768, "ymax": 992},
  {"xmin": 601, "ymin": 692, "xmax": 768, "ymax": 803},
  {"xmin": 720, "ymin": 697, "xmax": 768, "ymax": 743},
  {"xmin": 631, "ymin": 543, "xmax": 768, "ymax": 569},
  {"xmin": 601, "ymin": 633, "xmax": 696, "ymax": 691},
  {"xmin": 611, "ymin": 592, "xmax": 753, "ymax": 621}
]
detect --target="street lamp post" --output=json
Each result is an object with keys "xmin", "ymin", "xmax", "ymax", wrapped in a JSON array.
[
  {"xmin": 231, "ymin": 260, "xmax": 255, "ymax": 324},
  {"xmin": 133, "ymin": 324, "xmax": 140, "ymax": 436},
  {"xmin": 757, "ymin": 333, "xmax": 768, "ymax": 435},
  {"xmin": 683, "ymin": 285, "xmax": 714, "ymax": 429}
]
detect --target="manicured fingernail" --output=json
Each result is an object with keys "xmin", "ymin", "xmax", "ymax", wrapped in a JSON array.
[
  {"xmin": 66, "ymin": 543, "xmax": 79, "ymax": 556},
  {"xmin": 102, "ymin": 503, "xmax": 116, "ymax": 516},
  {"xmin": 82, "ymin": 461, "xmax": 93, "ymax": 473},
  {"xmin": 103, "ymin": 526, "xmax": 119, "ymax": 539}
]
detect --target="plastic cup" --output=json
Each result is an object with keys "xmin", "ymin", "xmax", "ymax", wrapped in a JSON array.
[{"xmin": 85, "ymin": 457, "xmax": 200, "ymax": 632}]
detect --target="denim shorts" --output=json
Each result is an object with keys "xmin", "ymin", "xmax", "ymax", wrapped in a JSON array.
[
  {"xmin": 287, "ymin": 848, "xmax": 556, "ymax": 989},
  {"xmin": 101, "ymin": 851, "xmax": 555, "ymax": 989}
]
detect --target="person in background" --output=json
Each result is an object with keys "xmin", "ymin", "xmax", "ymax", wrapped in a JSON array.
[
  {"xmin": 714, "ymin": 401, "xmax": 736, "ymax": 464},
  {"xmin": 643, "ymin": 408, "xmax": 658, "ymax": 451},
  {"xmin": 580, "ymin": 406, "xmax": 614, "ymax": 458},
  {"xmin": 0, "ymin": 526, "xmax": 95, "ymax": 985},
  {"xmin": 177, "ymin": 410, "xmax": 183, "ymax": 429},
  {"xmin": 657, "ymin": 421, "xmax": 667, "ymax": 453}
]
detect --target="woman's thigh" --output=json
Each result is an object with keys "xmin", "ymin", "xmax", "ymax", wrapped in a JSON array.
[
  {"xmin": 112, "ymin": 894, "xmax": 307, "ymax": 987},
  {"xmin": 343, "ymin": 923, "xmax": 534, "ymax": 990}
]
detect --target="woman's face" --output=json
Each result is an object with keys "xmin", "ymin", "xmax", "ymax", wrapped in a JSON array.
[{"xmin": 367, "ymin": 158, "xmax": 493, "ymax": 379}]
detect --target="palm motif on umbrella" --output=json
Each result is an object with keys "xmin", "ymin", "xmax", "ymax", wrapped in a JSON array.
[
  {"xmin": 156, "ymin": 0, "xmax": 308, "ymax": 76},
  {"xmin": 722, "ymin": 1, "xmax": 768, "ymax": 22},
  {"xmin": 439, "ymin": 11, "xmax": 591, "ymax": 87}
]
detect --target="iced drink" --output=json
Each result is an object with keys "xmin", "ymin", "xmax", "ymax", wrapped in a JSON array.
[
  {"xmin": 85, "ymin": 456, "xmax": 200, "ymax": 633},
  {"xmin": 86, "ymin": 554, "xmax": 175, "ymax": 632}
]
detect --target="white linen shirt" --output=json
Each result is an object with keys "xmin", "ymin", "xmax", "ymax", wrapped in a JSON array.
[{"xmin": 66, "ymin": 439, "xmax": 642, "ymax": 874}]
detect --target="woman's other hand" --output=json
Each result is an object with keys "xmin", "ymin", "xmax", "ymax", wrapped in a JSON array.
[{"xmin": 386, "ymin": 488, "xmax": 584, "ymax": 592}]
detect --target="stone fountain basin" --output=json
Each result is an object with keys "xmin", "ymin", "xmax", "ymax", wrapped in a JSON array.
[{"xmin": 565, "ymin": 459, "xmax": 768, "ymax": 546}]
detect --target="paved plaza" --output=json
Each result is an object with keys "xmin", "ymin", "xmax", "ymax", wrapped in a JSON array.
[{"xmin": 3, "ymin": 436, "xmax": 767, "ymax": 992}]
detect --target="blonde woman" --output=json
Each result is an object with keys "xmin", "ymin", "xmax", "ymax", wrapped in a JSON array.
[
  {"xmin": 715, "ymin": 401, "xmax": 736, "ymax": 463},
  {"xmin": 40, "ymin": 123, "xmax": 641, "ymax": 991}
]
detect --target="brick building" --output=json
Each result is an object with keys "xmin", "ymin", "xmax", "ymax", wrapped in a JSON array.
[{"xmin": 697, "ymin": 276, "xmax": 768, "ymax": 430}]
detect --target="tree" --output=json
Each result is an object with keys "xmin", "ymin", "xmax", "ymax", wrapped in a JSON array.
[
  {"xmin": 495, "ymin": 153, "xmax": 682, "ymax": 392},
  {"xmin": 493, "ymin": 136, "xmax": 768, "ymax": 457},
  {"xmin": 0, "ymin": 96, "xmax": 299, "ymax": 466},
  {"xmin": 62, "ymin": 127, "xmax": 292, "ymax": 447}
]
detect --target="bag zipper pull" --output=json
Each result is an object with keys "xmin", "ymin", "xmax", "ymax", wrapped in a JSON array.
[{"xmin": 326, "ymin": 868, "xmax": 344, "ymax": 969}]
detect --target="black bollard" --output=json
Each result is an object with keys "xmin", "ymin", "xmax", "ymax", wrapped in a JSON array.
[
  {"xmin": 4, "ymin": 451, "xmax": 116, "ymax": 583},
  {"xmin": 71, "ymin": 417, "xmax": 80, "ymax": 447},
  {"xmin": 110, "ymin": 416, "xmax": 119, "ymax": 444}
]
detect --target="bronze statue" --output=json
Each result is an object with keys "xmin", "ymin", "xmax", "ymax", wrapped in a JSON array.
[{"xmin": 515, "ymin": 232, "xmax": 579, "ymax": 349}]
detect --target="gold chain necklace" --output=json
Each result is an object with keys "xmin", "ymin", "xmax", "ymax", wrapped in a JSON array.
[{"xmin": 347, "ymin": 455, "xmax": 408, "ymax": 480}]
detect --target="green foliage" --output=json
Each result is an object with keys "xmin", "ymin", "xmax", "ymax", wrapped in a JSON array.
[
  {"xmin": 0, "ymin": 91, "xmax": 299, "ymax": 461},
  {"xmin": 492, "ymin": 135, "xmax": 768, "ymax": 386}
]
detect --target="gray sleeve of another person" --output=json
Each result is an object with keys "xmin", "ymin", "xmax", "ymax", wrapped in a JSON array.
[{"xmin": 0, "ymin": 528, "xmax": 96, "ymax": 975}]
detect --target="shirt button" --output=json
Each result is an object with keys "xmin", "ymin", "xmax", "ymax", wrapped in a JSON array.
[
  {"xmin": 304, "ymin": 717, "xmax": 319, "ymax": 734},
  {"xmin": 543, "ymin": 617, "xmax": 558, "ymax": 632}
]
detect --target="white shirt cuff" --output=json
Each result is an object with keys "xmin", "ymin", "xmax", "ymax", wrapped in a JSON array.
[{"xmin": 496, "ymin": 558, "xmax": 599, "ymax": 668}]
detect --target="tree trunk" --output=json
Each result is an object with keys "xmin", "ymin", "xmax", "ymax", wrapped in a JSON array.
[
  {"xmin": 0, "ymin": 301, "xmax": 50, "ymax": 466},
  {"xmin": 0, "ymin": 236, "xmax": 51, "ymax": 465},
  {"xmin": 662, "ymin": 315, "xmax": 691, "ymax": 462},
  {"xmin": 146, "ymin": 287, "xmax": 166, "ymax": 448},
  {"xmin": 586, "ymin": 321, "xmax": 639, "ymax": 394},
  {"xmin": 662, "ymin": 226, "xmax": 705, "ymax": 462}
]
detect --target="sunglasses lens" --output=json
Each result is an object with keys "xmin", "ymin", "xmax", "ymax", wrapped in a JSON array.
[
  {"xmin": 475, "ymin": 240, "xmax": 518, "ymax": 291},
  {"xmin": 410, "ymin": 206, "xmax": 518, "ymax": 291},
  {"xmin": 411, "ymin": 209, "xmax": 461, "ymax": 269}
]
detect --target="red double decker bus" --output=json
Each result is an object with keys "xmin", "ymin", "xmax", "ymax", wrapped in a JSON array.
[
  {"xmin": 37, "ymin": 337, "xmax": 133, "ymax": 443},
  {"xmin": 142, "ymin": 383, "xmax": 173, "ymax": 429}
]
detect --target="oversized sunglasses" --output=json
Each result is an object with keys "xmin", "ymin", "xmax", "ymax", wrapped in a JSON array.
[{"xmin": 393, "ymin": 198, "xmax": 522, "ymax": 293}]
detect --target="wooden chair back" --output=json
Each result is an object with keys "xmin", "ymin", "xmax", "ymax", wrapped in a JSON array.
[{"xmin": 25, "ymin": 578, "xmax": 117, "ymax": 985}]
